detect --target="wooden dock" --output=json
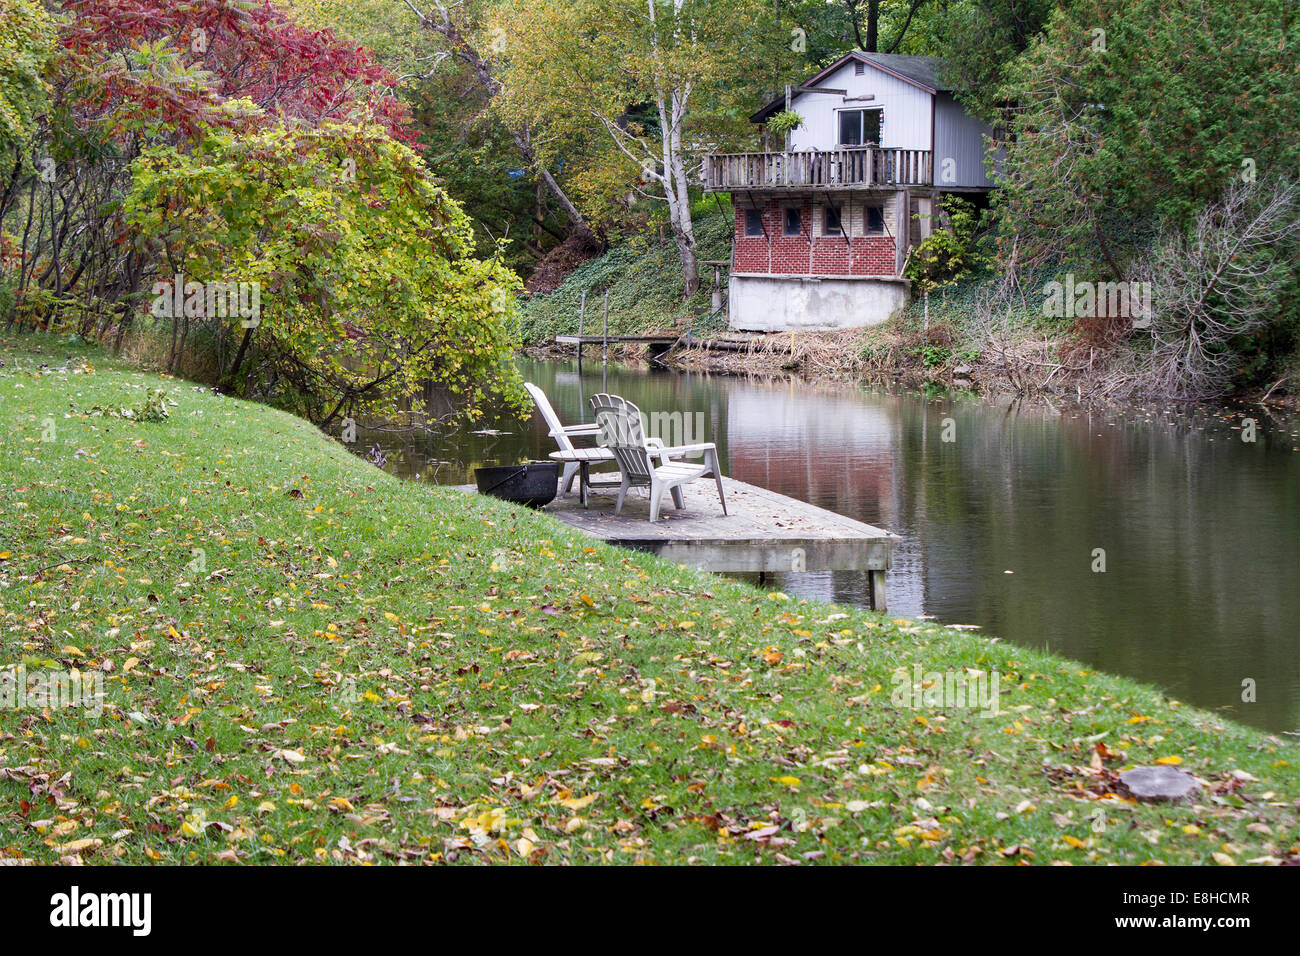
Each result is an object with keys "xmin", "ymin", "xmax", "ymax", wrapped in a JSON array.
[
  {"xmin": 555, "ymin": 334, "xmax": 680, "ymax": 345},
  {"xmin": 555, "ymin": 333, "xmax": 681, "ymax": 359},
  {"xmin": 467, "ymin": 476, "xmax": 898, "ymax": 610}
]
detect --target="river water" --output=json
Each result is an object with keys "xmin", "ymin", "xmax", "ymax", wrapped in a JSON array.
[{"xmin": 364, "ymin": 357, "xmax": 1300, "ymax": 733}]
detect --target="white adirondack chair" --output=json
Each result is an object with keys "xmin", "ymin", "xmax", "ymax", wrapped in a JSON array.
[
  {"xmin": 589, "ymin": 391, "xmax": 666, "ymax": 453},
  {"xmin": 591, "ymin": 395, "xmax": 728, "ymax": 523},
  {"xmin": 524, "ymin": 382, "xmax": 601, "ymax": 495}
]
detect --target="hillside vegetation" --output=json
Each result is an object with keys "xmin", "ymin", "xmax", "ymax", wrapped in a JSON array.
[{"xmin": 519, "ymin": 205, "xmax": 735, "ymax": 345}]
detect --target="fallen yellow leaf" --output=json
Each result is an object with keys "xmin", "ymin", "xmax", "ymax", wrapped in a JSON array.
[{"xmin": 557, "ymin": 793, "xmax": 598, "ymax": 811}]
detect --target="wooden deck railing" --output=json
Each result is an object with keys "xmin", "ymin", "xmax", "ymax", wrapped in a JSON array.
[{"xmin": 704, "ymin": 148, "xmax": 932, "ymax": 191}]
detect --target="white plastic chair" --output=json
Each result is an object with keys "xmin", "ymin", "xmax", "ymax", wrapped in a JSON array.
[
  {"xmin": 524, "ymin": 382, "xmax": 601, "ymax": 495},
  {"xmin": 591, "ymin": 396, "xmax": 727, "ymax": 523}
]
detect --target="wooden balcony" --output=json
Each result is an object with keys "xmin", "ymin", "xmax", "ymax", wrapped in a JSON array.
[{"xmin": 703, "ymin": 148, "xmax": 932, "ymax": 192}]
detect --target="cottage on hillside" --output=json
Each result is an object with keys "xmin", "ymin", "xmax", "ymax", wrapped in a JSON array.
[{"xmin": 703, "ymin": 51, "xmax": 998, "ymax": 331}]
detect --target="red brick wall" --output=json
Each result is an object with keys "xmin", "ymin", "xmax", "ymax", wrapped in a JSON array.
[
  {"xmin": 811, "ymin": 236, "xmax": 852, "ymax": 275},
  {"xmin": 770, "ymin": 200, "xmax": 812, "ymax": 274},
  {"xmin": 851, "ymin": 238, "xmax": 895, "ymax": 275},
  {"xmin": 733, "ymin": 206, "xmax": 771, "ymax": 273},
  {"xmin": 732, "ymin": 198, "xmax": 896, "ymax": 277}
]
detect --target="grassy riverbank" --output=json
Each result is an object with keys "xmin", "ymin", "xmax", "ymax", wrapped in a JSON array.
[{"xmin": 1, "ymin": 331, "xmax": 1296, "ymax": 865}]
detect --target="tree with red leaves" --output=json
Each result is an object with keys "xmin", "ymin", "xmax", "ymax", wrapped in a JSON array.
[
  {"xmin": 3, "ymin": 0, "xmax": 418, "ymax": 346},
  {"xmin": 59, "ymin": 0, "xmax": 411, "ymax": 139}
]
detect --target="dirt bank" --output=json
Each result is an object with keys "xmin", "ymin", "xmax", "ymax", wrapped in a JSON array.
[{"xmin": 528, "ymin": 324, "xmax": 1300, "ymax": 410}]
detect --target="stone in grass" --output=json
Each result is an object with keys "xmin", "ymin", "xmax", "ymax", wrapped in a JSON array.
[{"xmin": 1120, "ymin": 765, "xmax": 1201, "ymax": 802}]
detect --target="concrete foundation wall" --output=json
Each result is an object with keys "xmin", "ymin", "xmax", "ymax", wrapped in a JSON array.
[{"xmin": 729, "ymin": 273, "xmax": 909, "ymax": 332}]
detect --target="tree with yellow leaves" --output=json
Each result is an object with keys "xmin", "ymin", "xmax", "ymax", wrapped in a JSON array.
[{"xmin": 490, "ymin": 0, "xmax": 791, "ymax": 297}]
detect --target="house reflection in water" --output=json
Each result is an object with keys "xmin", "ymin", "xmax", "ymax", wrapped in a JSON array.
[{"xmin": 719, "ymin": 380, "xmax": 926, "ymax": 613}]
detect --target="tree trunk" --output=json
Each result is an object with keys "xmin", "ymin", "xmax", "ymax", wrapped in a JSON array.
[
  {"xmin": 224, "ymin": 325, "xmax": 256, "ymax": 391},
  {"xmin": 510, "ymin": 127, "xmax": 598, "ymax": 248},
  {"xmin": 167, "ymin": 315, "xmax": 179, "ymax": 371},
  {"xmin": 651, "ymin": 71, "xmax": 699, "ymax": 299},
  {"xmin": 672, "ymin": 218, "xmax": 700, "ymax": 298},
  {"xmin": 174, "ymin": 317, "xmax": 191, "ymax": 375},
  {"xmin": 667, "ymin": 148, "xmax": 699, "ymax": 295},
  {"xmin": 668, "ymin": 92, "xmax": 699, "ymax": 297},
  {"xmin": 417, "ymin": 10, "xmax": 597, "ymax": 248}
]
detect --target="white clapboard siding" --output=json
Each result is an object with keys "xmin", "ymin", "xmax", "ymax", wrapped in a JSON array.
[
  {"xmin": 787, "ymin": 60, "xmax": 932, "ymax": 153},
  {"xmin": 933, "ymin": 93, "xmax": 996, "ymax": 188}
]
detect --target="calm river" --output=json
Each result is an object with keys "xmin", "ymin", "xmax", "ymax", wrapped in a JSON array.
[{"xmin": 364, "ymin": 358, "xmax": 1300, "ymax": 733}]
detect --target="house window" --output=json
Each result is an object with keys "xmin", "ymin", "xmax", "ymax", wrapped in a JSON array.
[
  {"xmin": 823, "ymin": 204, "xmax": 844, "ymax": 236},
  {"xmin": 744, "ymin": 208, "xmax": 764, "ymax": 237},
  {"xmin": 863, "ymin": 202, "xmax": 886, "ymax": 235},
  {"xmin": 783, "ymin": 206, "xmax": 803, "ymax": 236},
  {"xmin": 838, "ymin": 108, "xmax": 882, "ymax": 146}
]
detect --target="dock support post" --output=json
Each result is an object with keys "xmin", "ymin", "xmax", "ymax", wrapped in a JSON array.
[
  {"xmin": 868, "ymin": 569, "xmax": 887, "ymax": 612},
  {"xmin": 601, "ymin": 289, "xmax": 609, "ymax": 364}
]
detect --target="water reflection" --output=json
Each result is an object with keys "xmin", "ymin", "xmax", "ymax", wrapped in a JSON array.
[{"xmin": 363, "ymin": 357, "xmax": 1300, "ymax": 732}]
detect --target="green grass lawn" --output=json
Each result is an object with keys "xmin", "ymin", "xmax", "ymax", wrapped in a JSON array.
[{"xmin": 1, "ymin": 332, "xmax": 1296, "ymax": 865}]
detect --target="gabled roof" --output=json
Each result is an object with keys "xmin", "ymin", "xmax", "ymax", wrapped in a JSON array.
[{"xmin": 750, "ymin": 51, "xmax": 957, "ymax": 122}]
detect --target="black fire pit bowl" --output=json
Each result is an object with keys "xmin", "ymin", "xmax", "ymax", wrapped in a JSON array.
[{"xmin": 474, "ymin": 462, "xmax": 560, "ymax": 509}]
